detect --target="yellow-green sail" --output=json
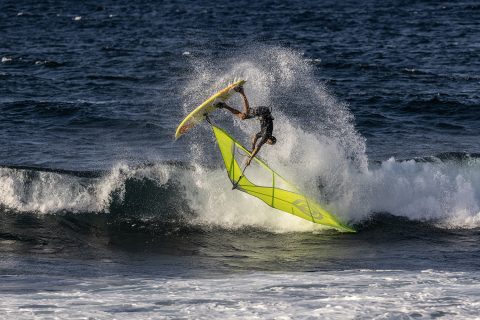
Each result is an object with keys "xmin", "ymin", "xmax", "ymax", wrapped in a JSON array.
[{"xmin": 212, "ymin": 125, "xmax": 355, "ymax": 233}]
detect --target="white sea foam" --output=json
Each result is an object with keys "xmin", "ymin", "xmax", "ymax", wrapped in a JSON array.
[{"xmin": 1, "ymin": 269, "xmax": 479, "ymax": 319}]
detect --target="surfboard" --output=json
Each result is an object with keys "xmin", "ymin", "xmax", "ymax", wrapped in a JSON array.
[{"xmin": 175, "ymin": 79, "xmax": 246, "ymax": 139}]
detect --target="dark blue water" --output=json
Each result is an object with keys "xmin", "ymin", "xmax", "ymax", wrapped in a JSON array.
[
  {"xmin": 1, "ymin": 0, "xmax": 480, "ymax": 318},
  {"xmin": 2, "ymin": 0, "xmax": 479, "ymax": 168}
]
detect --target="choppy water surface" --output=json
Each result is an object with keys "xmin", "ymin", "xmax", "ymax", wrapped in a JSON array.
[{"xmin": 1, "ymin": 0, "xmax": 480, "ymax": 318}]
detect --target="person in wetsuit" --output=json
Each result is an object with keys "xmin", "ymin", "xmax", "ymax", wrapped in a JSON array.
[{"xmin": 215, "ymin": 85, "xmax": 276, "ymax": 166}]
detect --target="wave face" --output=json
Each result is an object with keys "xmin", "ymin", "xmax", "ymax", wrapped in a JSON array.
[{"xmin": 1, "ymin": 153, "xmax": 480, "ymax": 233}]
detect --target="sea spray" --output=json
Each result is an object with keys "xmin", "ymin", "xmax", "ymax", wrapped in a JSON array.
[
  {"xmin": 179, "ymin": 45, "xmax": 480, "ymax": 229},
  {"xmin": 181, "ymin": 46, "xmax": 366, "ymax": 228}
]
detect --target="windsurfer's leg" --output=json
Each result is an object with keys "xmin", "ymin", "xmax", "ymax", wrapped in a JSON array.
[
  {"xmin": 234, "ymin": 86, "xmax": 250, "ymax": 116},
  {"xmin": 248, "ymin": 137, "xmax": 267, "ymax": 166},
  {"xmin": 216, "ymin": 102, "xmax": 246, "ymax": 120}
]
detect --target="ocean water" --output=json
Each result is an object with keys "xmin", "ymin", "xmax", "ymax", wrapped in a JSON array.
[{"xmin": 1, "ymin": 0, "xmax": 480, "ymax": 319}]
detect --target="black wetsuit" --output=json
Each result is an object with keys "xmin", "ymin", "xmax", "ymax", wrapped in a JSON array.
[{"xmin": 247, "ymin": 106, "xmax": 274, "ymax": 143}]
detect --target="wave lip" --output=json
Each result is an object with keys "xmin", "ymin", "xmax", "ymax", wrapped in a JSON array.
[{"xmin": 0, "ymin": 162, "xmax": 190, "ymax": 217}]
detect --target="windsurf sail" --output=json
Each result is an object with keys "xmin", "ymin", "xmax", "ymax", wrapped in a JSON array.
[{"xmin": 211, "ymin": 125, "xmax": 355, "ymax": 233}]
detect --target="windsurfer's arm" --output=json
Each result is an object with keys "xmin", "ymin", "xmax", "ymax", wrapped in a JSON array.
[
  {"xmin": 247, "ymin": 140, "xmax": 266, "ymax": 166},
  {"xmin": 251, "ymin": 134, "xmax": 259, "ymax": 151}
]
